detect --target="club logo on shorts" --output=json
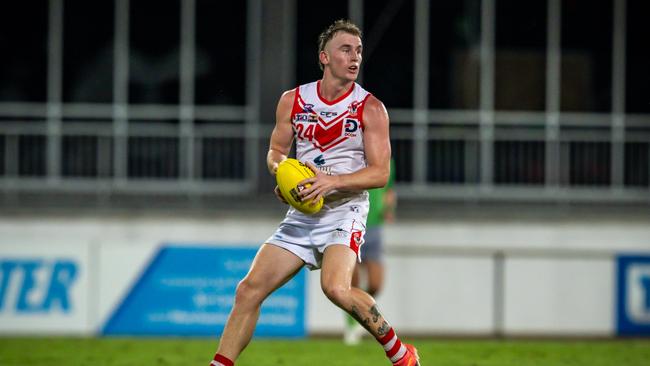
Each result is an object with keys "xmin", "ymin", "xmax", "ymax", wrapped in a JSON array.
[
  {"xmin": 333, "ymin": 228, "xmax": 348, "ymax": 240},
  {"xmin": 349, "ymin": 230, "xmax": 363, "ymax": 255}
]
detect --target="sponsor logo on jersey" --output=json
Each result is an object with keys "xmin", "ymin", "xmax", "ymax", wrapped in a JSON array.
[
  {"xmin": 319, "ymin": 111, "xmax": 338, "ymax": 118},
  {"xmin": 344, "ymin": 119, "xmax": 359, "ymax": 137},
  {"xmin": 313, "ymin": 155, "xmax": 326, "ymax": 166},
  {"xmin": 347, "ymin": 101, "xmax": 361, "ymax": 116},
  {"xmin": 318, "ymin": 165, "xmax": 333, "ymax": 175},
  {"xmin": 294, "ymin": 113, "xmax": 317, "ymax": 123},
  {"xmin": 302, "ymin": 103, "xmax": 314, "ymax": 113}
]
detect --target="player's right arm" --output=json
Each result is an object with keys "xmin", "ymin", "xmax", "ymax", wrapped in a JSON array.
[{"xmin": 267, "ymin": 89, "xmax": 295, "ymax": 176}]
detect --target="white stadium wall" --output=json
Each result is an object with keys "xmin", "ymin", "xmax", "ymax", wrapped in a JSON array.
[
  {"xmin": 1, "ymin": 214, "xmax": 649, "ymax": 337},
  {"xmin": 503, "ymin": 258, "xmax": 614, "ymax": 335},
  {"xmin": 0, "ymin": 240, "xmax": 92, "ymax": 335}
]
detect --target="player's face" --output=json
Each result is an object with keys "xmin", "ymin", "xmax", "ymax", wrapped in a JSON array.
[{"xmin": 322, "ymin": 32, "xmax": 363, "ymax": 82}]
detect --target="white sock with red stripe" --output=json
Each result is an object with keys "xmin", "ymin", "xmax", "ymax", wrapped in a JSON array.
[
  {"xmin": 377, "ymin": 328, "xmax": 408, "ymax": 363},
  {"xmin": 210, "ymin": 353, "xmax": 234, "ymax": 366}
]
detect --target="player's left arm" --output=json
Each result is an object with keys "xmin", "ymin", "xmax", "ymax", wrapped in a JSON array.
[{"xmin": 299, "ymin": 95, "xmax": 391, "ymax": 202}]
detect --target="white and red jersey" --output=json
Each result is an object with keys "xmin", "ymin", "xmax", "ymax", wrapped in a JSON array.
[
  {"xmin": 268, "ymin": 80, "xmax": 372, "ymax": 255},
  {"xmin": 289, "ymin": 80, "xmax": 371, "ymax": 205}
]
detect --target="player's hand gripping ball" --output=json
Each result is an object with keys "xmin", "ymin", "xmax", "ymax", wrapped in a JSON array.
[{"xmin": 276, "ymin": 158, "xmax": 324, "ymax": 214}]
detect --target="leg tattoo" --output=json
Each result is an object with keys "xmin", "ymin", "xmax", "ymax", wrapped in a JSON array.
[
  {"xmin": 377, "ymin": 321, "xmax": 390, "ymax": 336},
  {"xmin": 370, "ymin": 305, "xmax": 381, "ymax": 323},
  {"xmin": 369, "ymin": 305, "xmax": 390, "ymax": 336},
  {"xmin": 350, "ymin": 304, "xmax": 391, "ymax": 336},
  {"xmin": 350, "ymin": 305, "xmax": 371, "ymax": 329}
]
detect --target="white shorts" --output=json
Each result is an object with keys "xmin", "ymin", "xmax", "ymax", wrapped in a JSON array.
[{"xmin": 266, "ymin": 195, "xmax": 368, "ymax": 270}]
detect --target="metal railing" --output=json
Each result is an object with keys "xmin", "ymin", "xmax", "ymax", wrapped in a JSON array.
[
  {"xmin": 0, "ymin": 0, "xmax": 648, "ymax": 204},
  {"xmin": 389, "ymin": 110, "xmax": 649, "ymax": 202}
]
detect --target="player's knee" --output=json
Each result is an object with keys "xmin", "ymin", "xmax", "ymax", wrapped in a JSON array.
[
  {"xmin": 321, "ymin": 283, "xmax": 349, "ymax": 305},
  {"xmin": 235, "ymin": 278, "xmax": 264, "ymax": 305}
]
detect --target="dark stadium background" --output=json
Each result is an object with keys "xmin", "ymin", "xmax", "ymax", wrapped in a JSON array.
[{"xmin": 1, "ymin": 0, "xmax": 649, "ymax": 347}]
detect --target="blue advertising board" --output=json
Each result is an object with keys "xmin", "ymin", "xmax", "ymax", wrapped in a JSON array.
[
  {"xmin": 103, "ymin": 245, "xmax": 306, "ymax": 337},
  {"xmin": 0, "ymin": 259, "xmax": 78, "ymax": 314},
  {"xmin": 616, "ymin": 255, "xmax": 650, "ymax": 336}
]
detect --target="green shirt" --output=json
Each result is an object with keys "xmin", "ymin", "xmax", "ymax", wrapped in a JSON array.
[{"xmin": 366, "ymin": 159, "xmax": 395, "ymax": 228}]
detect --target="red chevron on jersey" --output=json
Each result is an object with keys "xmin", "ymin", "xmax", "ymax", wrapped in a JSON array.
[
  {"xmin": 295, "ymin": 94, "xmax": 368, "ymax": 151},
  {"xmin": 292, "ymin": 81, "xmax": 371, "ymax": 169},
  {"xmin": 294, "ymin": 96, "xmax": 365, "ymax": 151},
  {"xmin": 314, "ymin": 120, "xmax": 344, "ymax": 149},
  {"xmin": 298, "ymin": 95, "xmax": 350, "ymax": 128}
]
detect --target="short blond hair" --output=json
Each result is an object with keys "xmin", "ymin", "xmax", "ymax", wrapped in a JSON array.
[{"xmin": 317, "ymin": 19, "xmax": 362, "ymax": 71}]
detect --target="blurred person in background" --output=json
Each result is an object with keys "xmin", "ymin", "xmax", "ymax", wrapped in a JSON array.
[
  {"xmin": 344, "ymin": 158, "xmax": 396, "ymax": 345},
  {"xmin": 209, "ymin": 20, "xmax": 420, "ymax": 366}
]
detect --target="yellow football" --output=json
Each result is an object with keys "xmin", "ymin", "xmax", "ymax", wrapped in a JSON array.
[{"xmin": 276, "ymin": 158, "xmax": 324, "ymax": 215}]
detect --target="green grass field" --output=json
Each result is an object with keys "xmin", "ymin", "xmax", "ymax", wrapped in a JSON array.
[{"xmin": 1, "ymin": 337, "xmax": 649, "ymax": 366}]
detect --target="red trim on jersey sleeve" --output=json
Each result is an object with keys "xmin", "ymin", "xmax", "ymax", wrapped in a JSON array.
[
  {"xmin": 356, "ymin": 93, "xmax": 372, "ymax": 131},
  {"xmin": 297, "ymin": 93, "xmax": 306, "ymax": 108},
  {"xmin": 290, "ymin": 87, "xmax": 304, "ymax": 123},
  {"xmin": 316, "ymin": 80, "xmax": 355, "ymax": 106}
]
